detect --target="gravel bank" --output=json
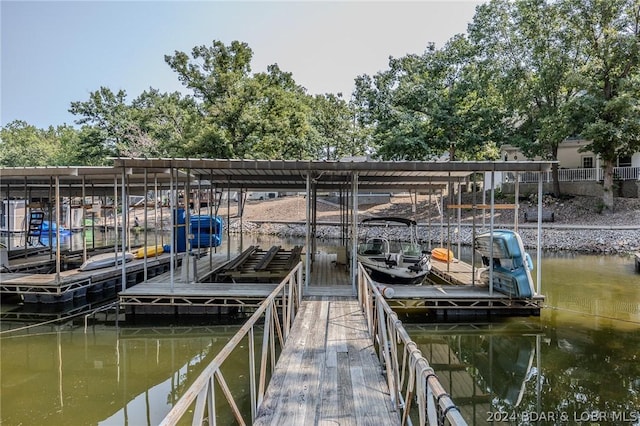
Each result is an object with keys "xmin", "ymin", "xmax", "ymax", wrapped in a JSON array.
[{"xmin": 222, "ymin": 195, "xmax": 640, "ymax": 255}]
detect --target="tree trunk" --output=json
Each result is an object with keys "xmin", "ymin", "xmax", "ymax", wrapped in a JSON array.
[
  {"xmin": 552, "ymin": 162, "xmax": 561, "ymax": 198},
  {"xmin": 551, "ymin": 144, "xmax": 561, "ymax": 197},
  {"xmin": 601, "ymin": 160, "xmax": 615, "ymax": 213}
]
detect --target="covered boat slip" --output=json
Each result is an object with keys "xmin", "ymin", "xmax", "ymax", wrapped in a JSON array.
[{"xmin": 1, "ymin": 159, "xmax": 553, "ymax": 310}]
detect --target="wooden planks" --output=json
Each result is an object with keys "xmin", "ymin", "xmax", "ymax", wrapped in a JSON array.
[
  {"xmin": 429, "ymin": 258, "xmax": 477, "ymax": 286},
  {"xmin": 254, "ymin": 298, "xmax": 400, "ymax": 425}
]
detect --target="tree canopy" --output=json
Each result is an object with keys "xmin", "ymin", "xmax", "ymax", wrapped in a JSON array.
[{"xmin": 2, "ymin": 1, "xmax": 640, "ymax": 209}]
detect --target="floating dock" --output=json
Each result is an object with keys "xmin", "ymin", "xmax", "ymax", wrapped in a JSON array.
[
  {"xmin": 116, "ymin": 250, "xmax": 542, "ymax": 318},
  {"xmin": 1, "ymin": 253, "xmax": 175, "ymax": 304}
]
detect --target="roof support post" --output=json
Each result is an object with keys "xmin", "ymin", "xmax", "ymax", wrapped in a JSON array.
[
  {"xmin": 143, "ymin": 169, "xmax": 148, "ymax": 282},
  {"xmin": 471, "ymin": 173, "xmax": 477, "ymax": 287},
  {"xmin": 55, "ymin": 176, "xmax": 61, "ymax": 284},
  {"xmin": 351, "ymin": 172, "xmax": 359, "ymax": 295},
  {"xmin": 536, "ymin": 173, "xmax": 543, "ymax": 294},
  {"xmin": 121, "ymin": 168, "xmax": 127, "ymax": 291},
  {"xmin": 489, "ymin": 170, "xmax": 495, "ymax": 296},
  {"xmin": 113, "ymin": 175, "xmax": 119, "ymax": 261},
  {"xmin": 170, "ymin": 165, "xmax": 175, "ymax": 292},
  {"xmin": 514, "ymin": 172, "xmax": 520, "ymax": 232},
  {"xmin": 185, "ymin": 168, "xmax": 192, "ymax": 283},
  {"xmin": 457, "ymin": 179, "xmax": 462, "ymax": 259},
  {"xmin": 305, "ymin": 173, "xmax": 311, "ymax": 289},
  {"xmin": 447, "ymin": 172, "xmax": 451, "ymax": 273},
  {"xmin": 81, "ymin": 177, "xmax": 87, "ymax": 265}
]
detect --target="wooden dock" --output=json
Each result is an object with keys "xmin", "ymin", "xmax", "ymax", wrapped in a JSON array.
[
  {"xmin": 253, "ymin": 296, "xmax": 400, "ymax": 425},
  {"xmin": 0, "ymin": 254, "xmax": 171, "ymax": 303},
  {"xmin": 428, "ymin": 258, "xmax": 476, "ymax": 285},
  {"xmin": 118, "ymin": 250, "xmax": 542, "ymax": 316}
]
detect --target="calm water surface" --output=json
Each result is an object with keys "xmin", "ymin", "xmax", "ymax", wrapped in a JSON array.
[{"xmin": 1, "ymin": 237, "xmax": 639, "ymax": 425}]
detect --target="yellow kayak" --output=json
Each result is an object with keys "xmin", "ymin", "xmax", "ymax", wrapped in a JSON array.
[
  {"xmin": 134, "ymin": 245, "xmax": 164, "ymax": 259},
  {"xmin": 431, "ymin": 247, "xmax": 454, "ymax": 263}
]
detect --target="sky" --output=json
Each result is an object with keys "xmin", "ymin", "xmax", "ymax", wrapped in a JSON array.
[{"xmin": 1, "ymin": 1, "xmax": 484, "ymax": 129}]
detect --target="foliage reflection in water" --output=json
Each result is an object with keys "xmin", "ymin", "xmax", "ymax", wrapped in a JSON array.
[
  {"xmin": 405, "ymin": 251, "xmax": 640, "ymax": 425},
  {"xmin": 1, "ymin": 233, "xmax": 639, "ymax": 425},
  {"xmin": 0, "ymin": 324, "xmax": 252, "ymax": 425}
]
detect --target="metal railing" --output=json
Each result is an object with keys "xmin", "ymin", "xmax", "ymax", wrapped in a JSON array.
[
  {"xmin": 507, "ymin": 166, "xmax": 640, "ymax": 183},
  {"xmin": 357, "ymin": 264, "xmax": 467, "ymax": 426},
  {"xmin": 159, "ymin": 262, "xmax": 303, "ymax": 426}
]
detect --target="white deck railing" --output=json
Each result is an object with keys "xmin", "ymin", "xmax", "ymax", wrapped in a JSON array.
[
  {"xmin": 159, "ymin": 262, "xmax": 303, "ymax": 426},
  {"xmin": 358, "ymin": 264, "xmax": 467, "ymax": 426},
  {"xmin": 506, "ymin": 166, "xmax": 640, "ymax": 183}
]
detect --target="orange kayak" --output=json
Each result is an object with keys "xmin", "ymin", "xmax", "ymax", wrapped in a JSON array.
[{"xmin": 431, "ymin": 247, "xmax": 454, "ymax": 262}]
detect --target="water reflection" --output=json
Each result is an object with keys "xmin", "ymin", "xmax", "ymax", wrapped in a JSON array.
[
  {"xmin": 2, "ymin": 233, "xmax": 640, "ymax": 424},
  {"xmin": 0, "ymin": 325, "xmax": 246, "ymax": 425},
  {"xmin": 407, "ymin": 321, "xmax": 640, "ymax": 425}
]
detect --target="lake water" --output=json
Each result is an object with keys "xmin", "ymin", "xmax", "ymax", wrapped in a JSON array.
[{"xmin": 1, "ymin": 236, "xmax": 639, "ymax": 425}]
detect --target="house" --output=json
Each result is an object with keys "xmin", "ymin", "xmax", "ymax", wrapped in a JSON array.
[{"xmin": 497, "ymin": 138, "xmax": 640, "ymax": 198}]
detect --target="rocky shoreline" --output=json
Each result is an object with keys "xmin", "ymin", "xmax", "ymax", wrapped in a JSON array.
[
  {"xmin": 220, "ymin": 194, "xmax": 640, "ymax": 256},
  {"xmin": 227, "ymin": 220, "xmax": 640, "ymax": 256}
]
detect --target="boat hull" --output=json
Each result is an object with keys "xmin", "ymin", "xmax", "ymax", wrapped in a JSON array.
[{"xmin": 358, "ymin": 255, "xmax": 429, "ymax": 285}]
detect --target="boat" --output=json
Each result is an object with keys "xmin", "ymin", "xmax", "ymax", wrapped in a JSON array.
[
  {"xmin": 357, "ymin": 217, "xmax": 431, "ymax": 285},
  {"xmin": 79, "ymin": 252, "xmax": 134, "ymax": 271},
  {"xmin": 474, "ymin": 229, "xmax": 534, "ymax": 298}
]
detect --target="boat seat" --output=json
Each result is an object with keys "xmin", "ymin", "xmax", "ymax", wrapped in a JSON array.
[
  {"xmin": 408, "ymin": 263, "xmax": 422, "ymax": 272},
  {"xmin": 385, "ymin": 253, "xmax": 401, "ymax": 268}
]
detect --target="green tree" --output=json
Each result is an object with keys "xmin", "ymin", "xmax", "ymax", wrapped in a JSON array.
[
  {"xmin": 131, "ymin": 88, "xmax": 201, "ymax": 157},
  {"xmin": 165, "ymin": 40, "xmax": 259, "ymax": 158},
  {"xmin": 469, "ymin": 0, "xmax": 585, "ymax": 197},
  {"xmin": 250, "ymin": 64, "xmax": 313, "ymax": 159},
  {"xmin": 68, "ymin": 87, "xmax": 133, "ymax": 155},
  {"xmin": 308, "ymin": 93, "xmax": 357, "ymax": 160},
  {"xmin": 353, "ymin": 36, "xmax": 505, "ymax": 161},
  {"xmin": 0, "ymin": 121, "xmax": 54, "ymax": 166},
  {"xmin": 166, "ymin": 40, "xmax": 351, "ymax": 160},
  {"xmin": 563, "ymin": 0, "xmax": 640, "ymax": 211}
]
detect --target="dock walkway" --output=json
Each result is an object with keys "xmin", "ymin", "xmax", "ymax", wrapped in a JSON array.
[{"xmin": 253, "ymin": 296, "xmax": 400, "ymax": 425}]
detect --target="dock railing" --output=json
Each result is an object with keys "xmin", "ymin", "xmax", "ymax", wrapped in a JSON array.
[
  {"xmin": 159, "ymin": 262, "xmax": 303, "ymax": 426},
  {"xmin": 357, "ymin": 263, "xmax": 467, "ymax": 426}
]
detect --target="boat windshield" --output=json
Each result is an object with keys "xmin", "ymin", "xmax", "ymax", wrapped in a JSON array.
[
  {"xmin": 359, "ymin": 238, "xmax": 389, "ymax": 255},
  {"xmin": 400, "ymin": 242, "xmax": 423, "ymax": 256}
]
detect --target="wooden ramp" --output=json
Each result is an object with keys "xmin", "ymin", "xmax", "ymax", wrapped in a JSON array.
[{"xmin": 254, "ymin": 297, "xmax": 400, "ymax": 425}]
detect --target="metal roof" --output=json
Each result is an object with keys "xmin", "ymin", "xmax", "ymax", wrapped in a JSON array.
[
  {"xmin": 0, "ymin": 165, "xmax": 188, "ymax": 196},
  {"xmin": 0, "ymin": 159, "xmax": 554, "ymax": 194},
  {"xmin": 112, "ymin": 158, "xmax": 554, "ymax": 192}
]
